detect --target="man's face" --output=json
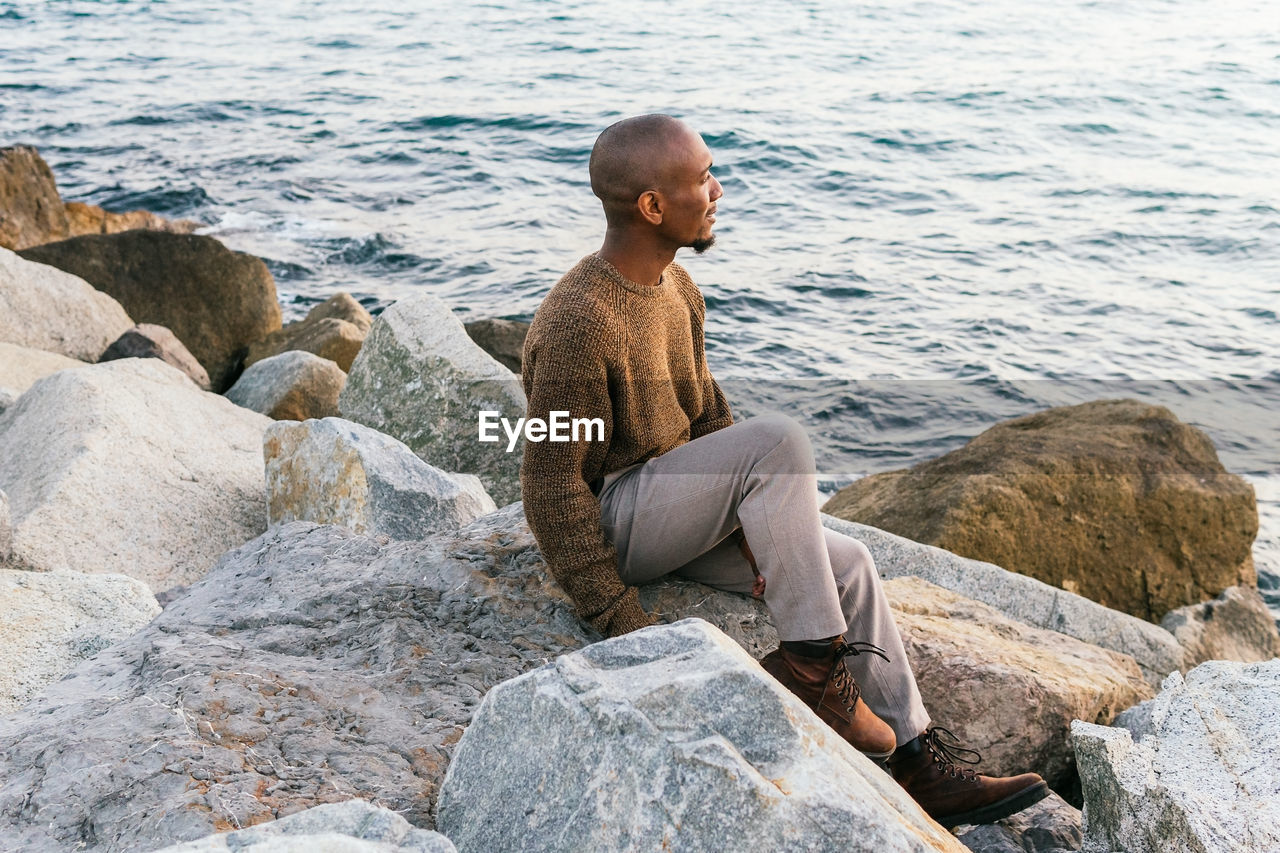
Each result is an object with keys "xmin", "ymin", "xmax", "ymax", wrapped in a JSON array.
[{"xmin": 658, "ymin": 129, "xmax": 723, "ymax": 254}]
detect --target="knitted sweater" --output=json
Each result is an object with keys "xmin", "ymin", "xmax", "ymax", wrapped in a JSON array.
[{"xmin": 520, "ymin": 253, "xmax": 734, "ymax": 636}]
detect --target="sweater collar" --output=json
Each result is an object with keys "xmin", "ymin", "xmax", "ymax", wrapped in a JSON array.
[{"xmin": 586, "ymin": 253, "xmax": 678, "ymax": 299}]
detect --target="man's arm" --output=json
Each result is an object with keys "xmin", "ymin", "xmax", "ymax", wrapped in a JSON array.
[{"xmin": 521, "ymin": 327, "xmax": 653, "ymax": 638}]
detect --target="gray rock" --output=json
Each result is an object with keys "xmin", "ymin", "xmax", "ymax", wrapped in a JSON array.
[
  {"xmin": 0, "ymin": 569, "xmax": 160, "ymax": 714},
  {"xmin": 0, "ymin": 489, "xmax": 9, "ymax": 561},
  {"xmin": 339, "ymin": 294, "xmax": 525, "ymax": 505},
  {"xmin": 264, "ymin": 417, "xmax": 496, "ymax": 539},
  {"xmin": 0, "ymin": 246, "xmax": 133, "ymax": 361},
  {"xmin": 227, "ymin": 350, "xmax": 346, "ymax": 421},
  {"xmin": 100, "ymin": 322, "xmax": 213, "ymax": 391},
  {"xmin": 1072, "ymin": 659, "xmax": 1280, "ymax": 853},
  {"xmin": 153, "ymin": 800, "xmax": 455, "ymax": 852},
  {"xmin": 825, "ymin": 514, "xmax": 1184, "ymax": 686},
  {"xmin": 0, "ymin": 503, "xmax": 779, "ymax": 851},
  {"xmin": 0, "ymin": 341, "xmax": 85, "ymax": 409},
  {"xmin": 0, "ymin": 358, "xmax": 270, "ymax": 591},
  {"xmin": 19, "ymin": 230, "xmax": 282, "ymax": 392},
  {"xmin": 462, "ymin": 318, "xmax": 528, "ymax": 375},
  {"xmin": 435, "ymin": 619, "xmax": 966, "ymax": 853},
  {"xmin": 955, "ymin": 791, "xmax": 1082, "ymax": 853},
  {"xmin": 1160, "ymin": 584, "xmax": 1280, "ymax": 670}
]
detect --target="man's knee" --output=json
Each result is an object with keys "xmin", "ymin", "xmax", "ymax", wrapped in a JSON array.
[{"xmin": 746, "ymin": 413, "xmax": 815, "ymax": 470}]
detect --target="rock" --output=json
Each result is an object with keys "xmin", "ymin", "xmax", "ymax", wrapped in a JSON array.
[
  {"xmin": 19, "ymin": 231, "xmax": 282, "ymax": 392},
  {"xmin": 0, "ymin": 246, "xmax": 134, "ymax": 361},
  {"xmin": 885, "ymin": 577, "xmax": 1153, "ymax": 790},
  {"xmin": 954, "ymin": 791, "xmax": 1082, "ymax": 853},
  {"xmin": 1161, "ymin": 584, "xmax": 1280, "ymax": 670},
  {"xmin": 99, "ymin": 322, "xmax": 213, "ymax": 390},
  {"xmin": 247, "ymin": 293, "xmax": 373, "ymax": 373},
  {"xmin": 0, "ymin": 145, "xmax": 69, "ymax": 250},
  {"xmin": 264, "ymin": 417, "xmax": 496, "ymax": 539},
  {"xmin": 1072, "ymin": 660, "xmax": 1280, "ymax": 853},
  {"xmin": 0, "ymin": 503, "xmax": 872, "ymax": 851},
  {"xmin": 822, "ymin": 400, "xmax": 1259, "ymax": 623},
  {"xmin": 0, "ymin": 341, "xmax": 85, "ymax": 409},
  {"xmin": 340, "ymin": 295, "xmax": 525, "ymax": 505},
  {"xmin": 436, "ymin": 619, "xmax": 966, "ymax": 853},
  {"xmin": 227, "ymin": 351, "xmax": 346, "ymax": 421},
  {"xmin": 63, "ymin": 200, "xmax": 200, "ymax": 239},
  {"xmin": 824, "ymin": 514, "xmax": 1183, "ymax": 686},
  {"xmin": 462, "ymin": 318, "xmax": 528, "ymax": 375},
  {"xmin": 0, "ymin": 489, "xmax": 10, "ymax": 562},
  {"xmin": 0, "ymin": 569, "xmax": 160, "ymax": 714},
  {"xmin": 152, "ymin": 800, "xmax": 456, "ymax": 852},
  {"xmin": 0, "ymin": 358, "xmax": 270, "ymax": 591}
]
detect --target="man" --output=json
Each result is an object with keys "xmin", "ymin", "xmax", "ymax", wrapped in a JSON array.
[{"xmin": 520, "ymin": 114, "xmax": 1049, "ymax": 828}]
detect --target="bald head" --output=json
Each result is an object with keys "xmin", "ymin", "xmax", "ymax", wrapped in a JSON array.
[{"xmin": 589, "ymin": 114, "xmax": 703, "ymax": 225}]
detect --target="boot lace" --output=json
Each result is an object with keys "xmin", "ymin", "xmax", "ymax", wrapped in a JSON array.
[
  {"xmin": 923, "ymin": 726, "xmax": 983, "ymax": 782},
  {"xmin": 817, "ymin": 641, "xmax": 889, "ymax": 714}
]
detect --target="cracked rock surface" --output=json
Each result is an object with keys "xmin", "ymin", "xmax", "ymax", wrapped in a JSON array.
[{"xmin": 1072, "ymin": 659, "xmax": 1280, "ymax": 853}]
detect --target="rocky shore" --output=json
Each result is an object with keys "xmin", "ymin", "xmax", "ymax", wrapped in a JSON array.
[{"xmin": 2, "ymin": 146, "xmax": 1278, "ymax": 852}]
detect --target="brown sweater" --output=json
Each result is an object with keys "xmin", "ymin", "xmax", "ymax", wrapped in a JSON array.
[{"xmin": 520, "ymin": 253, "xmax": 734, "ymax": 637}]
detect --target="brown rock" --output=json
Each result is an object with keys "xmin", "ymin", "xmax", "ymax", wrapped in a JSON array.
[
  {"xmin": 884, "ymin": 576, "xmax": 1154, "ymax": 791},
  {"xmin": 98, "ymin": 323, "xmax": 212, "ymax": 390},
  {"xmin": 823, "ymin": 399, "xmax": 1258, "ymax": 623},
  {"xmin": 245, "ymin": 293, "xmax": 372, "ymax": 372},
  {"xmin": 463, "ymin": 317, "xmax": 528, "ymax": 374},
  {"xmin": 19, "ymin": 231, "xmax": 281, "ymax": 392},
  {"xmin": 225, "ymin": 350, "xmax": 345, "ymax": 421},
  {"xmin": 64, "ymin": 201, "xmax": 200, "ymax": 239},
  {"xmin": 0, "ymin": 145, "xmax": 69, "ymax": 250},
  {"xmin": 1161, "ymin": 585, "xmax": 1280, "ymax": 670}
]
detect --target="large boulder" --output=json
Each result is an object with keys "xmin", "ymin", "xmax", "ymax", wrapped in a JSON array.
[
  {"xmin": 19, "ymin": 231, "xmax": 282, "ymax": 391},
  {"xmin": 227, "ymin": 350, "xmax": 346, "ymax": 421},
  {"xmin": 264, "ymin": 417, "xmax": 496, "ymax": 539},
  {"xmin": 0, "ymin": 246, "xmax": 133, "ymax": 361},
  {"xmin": 0, "ymin": 358, "xmax": 271, "ymax": 591},
  {"xmin": 99, "ymin": 322, "xmax": 212, "ymax": 390},
  {"xmin": 823, "ymin": 400, "xmax": 1259, "ymax": 623},
  {"xmin": 885, "ymin": 577, "xmax": 1152, "ymax": 790},
  {"xmin": 0, "ymin": 503, "xmax": 782, "ymax": 850},
  {"xmin": 246, "ymin": 292, "xmax": 373, "ymax": 373},
  {"xmin": 1160, "ymin": 584, "xmax": 1280, "ymax": 670},
  {"xmin": 153, "ymin": 801, "xmax": 456, "ymax": 853},
  {"xmin": 0, "ymin": 145, "xmax": 68, "ymax": 250},
  {"xmin": 340, "ymin": 295, "xmax": 525, "ymax": 505},
  {"xmin": 436, "ymin": 618, "xmax": 965, "ymax": 853},
  {"xmin": 462, "ymin": 317, "xmax": 528, "ymax": 375},
  {"xmin": 0, "ymin": 341, "xmax": 85, "ymax": 414},
  {"xmin": 1072, "ymin": 659, "xmax": 1280, "ymax": 853},
  {"xmin": 0, "ymin": 569, "xmax": 160, "ymax": 714},
  {"xmin": 824, "ymin": 515, "xmax": 1184, "ymax": 685}
]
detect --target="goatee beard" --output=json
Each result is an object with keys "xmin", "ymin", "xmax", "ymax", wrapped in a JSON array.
[{"xmin": 690, "ymin": 234, "xmax": 716, "ymax": 254}]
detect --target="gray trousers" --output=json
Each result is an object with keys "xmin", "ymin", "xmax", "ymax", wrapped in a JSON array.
[{"xmin": 598, "ymin": 413, "xmax": 931, "ymax": 744}]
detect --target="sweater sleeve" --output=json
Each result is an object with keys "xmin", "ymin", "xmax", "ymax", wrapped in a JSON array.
[{"xmin": 520, "ymin": 320, "xmax": 654, "ymax": 638}]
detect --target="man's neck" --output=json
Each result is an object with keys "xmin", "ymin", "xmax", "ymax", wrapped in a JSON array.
[{"xmin": 597, "ymin": 231, "xmax": 677, "ymax": 288}]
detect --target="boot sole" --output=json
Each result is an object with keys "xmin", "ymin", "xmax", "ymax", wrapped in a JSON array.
[{"xmin": 935, "ymin": 780, "xmax": 1050, "ymax": 830}]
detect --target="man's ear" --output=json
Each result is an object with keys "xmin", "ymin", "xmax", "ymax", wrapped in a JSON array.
[{"xmin": 636, "ymin": 190, "xmax": 663, "ymax": 225}]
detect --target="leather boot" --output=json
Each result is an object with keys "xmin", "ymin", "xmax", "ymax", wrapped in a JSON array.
[
  {"xmin": 760, "ymin": 638, "xmax": 897, "ymax": 756},
  {"xmin": 888, "ymin": 727, "xmax": 1049, "ymax": 829}
]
